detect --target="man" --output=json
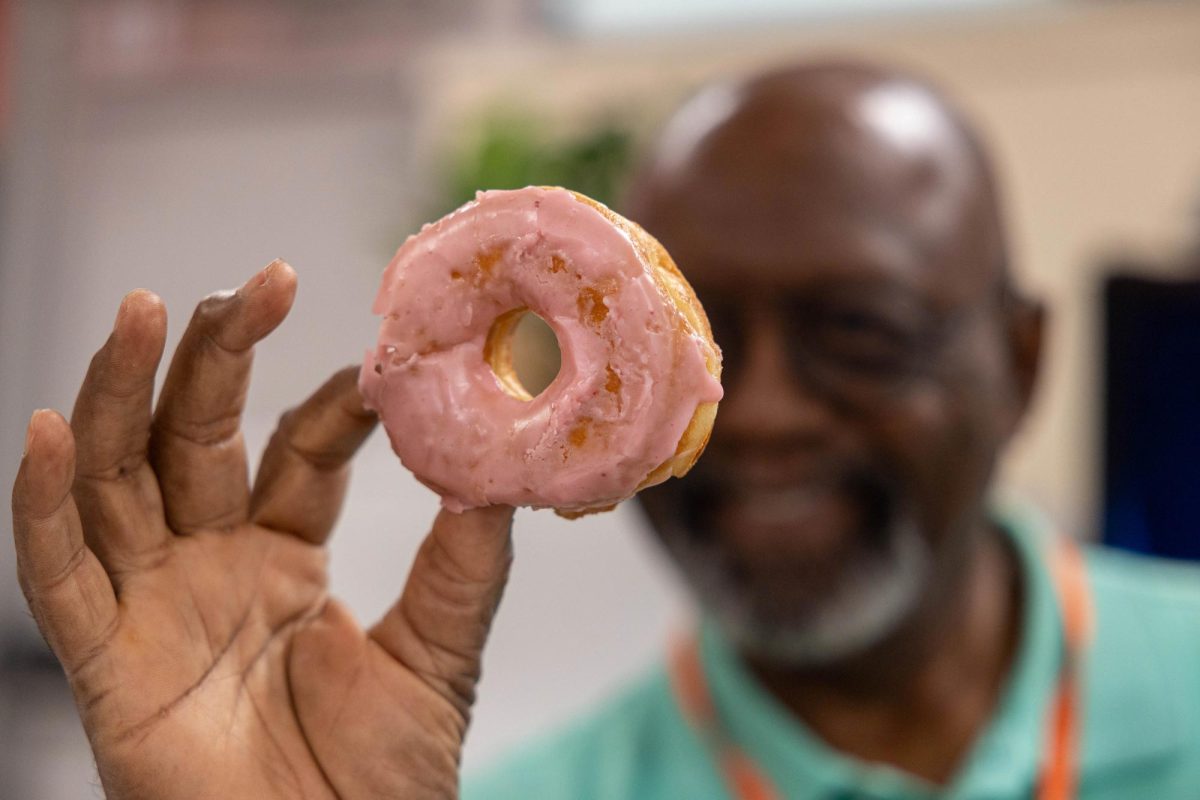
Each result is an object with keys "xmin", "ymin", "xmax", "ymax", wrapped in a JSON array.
[
  {"xmin": 8, "ymin": 61, "xmax": 1200, "ymax": 800},
  {"xmin": 464, "ymin": 62, "xmax": 1200, "ymax": 798}
]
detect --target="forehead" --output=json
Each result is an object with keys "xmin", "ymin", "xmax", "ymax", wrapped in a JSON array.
[
  {"xmin": 661, "ymin": 204, "xmax": 980, "ymax": 311},
  {"xmin": 637, "ymin": 86, "xmax": 1003, "ymax": 310},
  {"xmin": 654, "ymin": 200, "xmax": 998, "ymax": 317}
]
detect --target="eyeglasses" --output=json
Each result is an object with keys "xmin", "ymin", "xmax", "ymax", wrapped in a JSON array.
[{"xmin": 699, "ymin": 287, "xmax": 979, "ymax": 407}]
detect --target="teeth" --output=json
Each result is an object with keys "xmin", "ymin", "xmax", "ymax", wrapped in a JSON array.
[{"xmin": 740, "ymin": 486, "xmax": 831, "ymax": 527}]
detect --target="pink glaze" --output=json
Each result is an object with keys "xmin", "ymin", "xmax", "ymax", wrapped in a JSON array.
[{"xmin": 359, "ymin": 186, "xmax": 723, "ymax": 513}]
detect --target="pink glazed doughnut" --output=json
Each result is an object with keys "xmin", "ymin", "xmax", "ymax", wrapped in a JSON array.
[{"xmin": 359, "ymin": 186, "xmax": 723, "ymax": 516}]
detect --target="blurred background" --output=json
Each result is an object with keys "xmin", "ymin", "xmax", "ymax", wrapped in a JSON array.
[{"xmin": 1, "ymin": 0, "xmax": 1198, "ymax": 796}]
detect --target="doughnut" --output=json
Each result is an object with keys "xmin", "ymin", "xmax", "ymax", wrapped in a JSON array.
[{"xmin": 359, "ymin": 186, "xmax": 723, "ymax": 516}]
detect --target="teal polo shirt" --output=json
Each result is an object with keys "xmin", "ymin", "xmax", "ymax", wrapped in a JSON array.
[{"xmin": 465, "ymin": 507, "xmax": 1200, "ymax": 799}]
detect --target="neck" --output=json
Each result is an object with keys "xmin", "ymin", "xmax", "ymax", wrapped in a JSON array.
[{"xmin": 742, "ymin": 520, "xmax": 1023, "ymax": 786}]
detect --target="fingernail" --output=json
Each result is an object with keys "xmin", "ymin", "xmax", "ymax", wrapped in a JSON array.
[
  {"xmin": 23, "ymin": 409, "xmax": 48, "ymax": 457},
  {"xmin": 114, "ymin": 289, "xmax": 156, "ymax": 332},
  {"xmin": 114, "ymin": 291, "xmax": 134, "ymax": 331},
  {"xmin": 241, "ymin": 259, "xmax": 286, "ymax": 295}
]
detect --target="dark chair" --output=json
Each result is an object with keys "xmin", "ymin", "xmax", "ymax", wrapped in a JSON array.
[{"xmin": 1102, "ymin": 271, "xmax": 1200, "ymax": 559}]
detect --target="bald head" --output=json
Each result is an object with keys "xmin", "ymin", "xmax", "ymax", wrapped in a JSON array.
[{"xmin": 628, "ymin": 61, "xmax": 1010, "ymax": 305}]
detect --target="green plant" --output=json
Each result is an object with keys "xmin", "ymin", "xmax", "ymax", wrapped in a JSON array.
[{"xmin": 442, "ymin": 115, "xmax": 635, "ymax": 214}]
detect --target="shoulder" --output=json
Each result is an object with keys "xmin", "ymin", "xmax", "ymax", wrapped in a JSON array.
[
  {"xmin": 1085, "ymin": 545, "xmax": 1200, "ymax": 677},
  {"xmin": 1079, "ymin": 546, "xmax": 1200, "ymax": 792},
  {"xmin": 1003, "ymin": 504, "xmax": 1200, "ymax": 653},
  {"xmin": 462, "ymin": 665, "xmax": 701, "ymax": 800},
  {"xmin": 1087, "ymin": 545, "xmax": 1200, "ymax": 634}
]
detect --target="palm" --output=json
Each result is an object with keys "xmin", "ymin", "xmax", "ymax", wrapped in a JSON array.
[
  {"xmin": 87, "ymin": 526, "xmax": 335, "ymax": 798},
  {"xmin": 12, "ymin": 264, "xmax": 514, "ymax": 800}
]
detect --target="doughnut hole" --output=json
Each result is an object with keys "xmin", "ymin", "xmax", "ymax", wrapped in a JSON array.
[{"xmin": 484, "ymin": 308, "xmax": 562, "ymax": 400}]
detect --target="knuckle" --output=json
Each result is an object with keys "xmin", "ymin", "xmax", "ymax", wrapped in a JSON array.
[
  {"xmin": 332, "ymin": 364, "xmax": 362, "ymax": 386},
  {"xmin": 193, "ymin": 290, "xmax": 237, "ymax": 327},
  {"xmin": 168, "ymin": 501, "xmax": 245, "ymax": 534},
  {"xmin": 96, "ymin": 371, "xmax": 154, "ymax": 402},
  {"xmin": 155, "ymin": 410, "xmax": 242, "ymax": 449},
  {"xmin": 75, "ymin": 448, "xmax": 145, "ymax": 483},
  {"xmin": 37, "ymin": 543, "xmax": 89, "ymax": 596},
  {"xmin": 70, "ymin": 614, "xmax": 120, "ymax": 679},
  {"xmin": 14, "ymin": 478, "xmax": 72, "ymax": 526},
  {"xmin": 185, "ymin": 294, "xmax": 252, "ymax": 357},
  {"xmin": 276, "ymin": 407, "xmax": 300, "ymax": 434},
  {"xmin": 85, "ymin": 344, "xmax": 109, "ymax": 378}
]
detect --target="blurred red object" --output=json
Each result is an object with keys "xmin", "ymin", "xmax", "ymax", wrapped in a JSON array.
[{"xmin": 0, "ymin": 0, "xmax": 10, "ymax": 143}]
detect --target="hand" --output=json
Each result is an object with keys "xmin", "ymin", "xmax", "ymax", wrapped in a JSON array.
[{"xmin": 11, "ymin": 261, "xmax": 514, "ymax": 799}]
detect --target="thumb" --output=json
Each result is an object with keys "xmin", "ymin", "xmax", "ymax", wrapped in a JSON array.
[{"xmin": 368, "ymin": 505, "xmax": 515, "ymax": 716}]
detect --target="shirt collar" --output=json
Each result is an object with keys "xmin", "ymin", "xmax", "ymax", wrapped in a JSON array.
[
  {"xmin": 696, "ymin": 506, "xmax": 1066, "ymax": 800},
  {"xmin": 995, "ymin": 504, "xmax": 1185, "ymax": 781}
]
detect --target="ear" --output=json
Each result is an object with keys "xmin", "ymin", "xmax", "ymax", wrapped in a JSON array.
[{"xmin": 1002, "ymin": 292, "xmax": 1046, "ymax": 433}]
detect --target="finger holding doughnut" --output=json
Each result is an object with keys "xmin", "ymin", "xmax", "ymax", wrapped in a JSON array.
[
  {"xmin": 249, "ymin": 366, "xmax": 378, "ymax": 544},
  {"xmin": 150, "ymin": 259, "xmax": 297, "ymax": 534}
]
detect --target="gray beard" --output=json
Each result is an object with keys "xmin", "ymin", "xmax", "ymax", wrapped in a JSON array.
[{"xmin": 688, "ymin": 523, "xmax": 933, "ymax": 666}]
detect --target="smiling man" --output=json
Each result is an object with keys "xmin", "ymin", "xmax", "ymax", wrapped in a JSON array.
[{"xmin": 465, "ymin": 61, "xmax": 1200, "ymax": 799}]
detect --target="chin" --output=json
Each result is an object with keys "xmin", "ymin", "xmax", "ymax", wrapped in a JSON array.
[
  {"xmin": 641, "ymin": 472, "xmax": 934, "ymax": 667},
  {"xmin": 707, "ymin": 522, "xmax": 933, "ymax": 666}
]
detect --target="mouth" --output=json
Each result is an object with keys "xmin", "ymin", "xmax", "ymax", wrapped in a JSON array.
[
  {"xmin": 652, "ymin": 453, "xmax": 900, "ymax": 565},
  {"xmin": 736, "ymin": 484, "xmax": 839, "ymax": 529},
  {"xmin": 716, "ymin": 480, "xmax": 859, "ymax": 565}
]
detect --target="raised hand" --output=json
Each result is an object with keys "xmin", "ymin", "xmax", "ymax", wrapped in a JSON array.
[{"xmin": 11, "ymin": 261, "xmax": 514, "ymax": 799}]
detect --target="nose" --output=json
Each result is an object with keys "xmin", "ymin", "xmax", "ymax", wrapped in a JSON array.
[{"xmin": 715, "ymin": 309, "xmax": 839, "ymax": 444}]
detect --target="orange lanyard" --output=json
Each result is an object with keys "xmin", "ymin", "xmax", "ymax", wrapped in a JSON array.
[{"xmin": 669, "ymin": 535, "xmax": 1094, "ymax": 800}]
